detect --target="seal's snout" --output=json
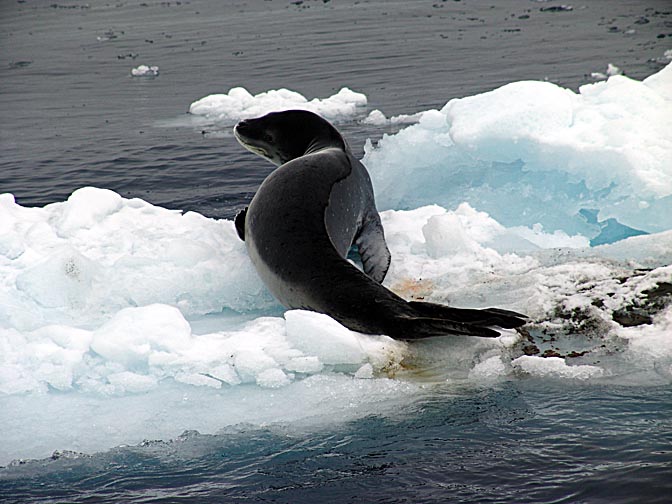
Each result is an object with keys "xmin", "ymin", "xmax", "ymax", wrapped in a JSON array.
[
  {"xmin": 233, "ymin": 119, "xmax": 248, "ymax": 136},
  {"xmin": 235, "ymin": 118, "xmax": 264, "ymax": 143},
  {"xmin": 233, "ymin": 119, "xmax": 252, "ymax": 144}
]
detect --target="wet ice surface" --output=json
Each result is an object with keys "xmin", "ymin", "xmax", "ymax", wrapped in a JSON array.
[{"xmin": 1, "ymin": 0, "xmax": 672, "ymax": 502}]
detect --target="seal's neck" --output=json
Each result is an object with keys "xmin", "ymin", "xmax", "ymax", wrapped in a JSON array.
[{"xmin": 304, "ymin": 129, "xmax": 348, "ymax": 156}]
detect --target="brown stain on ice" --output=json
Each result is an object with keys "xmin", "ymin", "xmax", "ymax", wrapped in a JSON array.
[{"xmin": 389, "ymin": 277, "xmax": 436, "ymax": 301}]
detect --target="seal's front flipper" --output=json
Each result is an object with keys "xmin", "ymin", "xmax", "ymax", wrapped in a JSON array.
[
  {"xmin": 235, "ymin": 207, "xmax": 248, "ymax": 241},
  {"xmin": 355, "ymin": 212, "xmax": 391, "ymax": 284}
]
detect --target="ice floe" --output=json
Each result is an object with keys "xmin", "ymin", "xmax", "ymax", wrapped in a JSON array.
[{"xmin": 189, "ymin": 86, "xmax": 367, "ymax": 124}]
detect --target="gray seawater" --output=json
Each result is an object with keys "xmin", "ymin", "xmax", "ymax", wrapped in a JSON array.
[{"xmin": 2, "ymin": 0, "xmax": 671, "ymax": 502}]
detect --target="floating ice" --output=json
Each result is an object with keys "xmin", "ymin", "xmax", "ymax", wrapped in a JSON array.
[
  {"xmin": 590, "ymin": 63, "xmax": 623, "ymax": 80},
  {"xmin": 2, "ymin": 187, "xmax": 671, "ymax": 464},
  {"xmin": 189, "ymin": 86, "xmax": 367, "ymax": 124},
  {"xmin": 131, "ymin": 64, "xmax": 159, "ymax": 77},
  {"xmin": 362, "ymin": 109, "xmax": 423, "ymax": 126},
  {"xmin": 512, "ymin": 356, "xmax": 603, "ymax": 380},
  {"xmin": 364, "ymin": 63, "xmax": 672, "ymax": 241},
  {"xmin": 96, "ymin": 29, "xmax": 119, "ymax": 42},
  {"xmin": 468, "ymin": 355, "xmax": 508, "ymax": 381}
]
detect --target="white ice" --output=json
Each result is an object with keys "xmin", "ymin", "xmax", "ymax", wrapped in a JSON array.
[
  {"xmin": 2, "ymin": 187, "xmax": 670, "ymax": 464},
  {"xmin": 362, "ymin": 109, "xmax": 424, "ymax": 126},
  {"xmin": 131, "ymin": 65, "xmax": 159, "ymax": 77},
  {"xmin": 364, "ymin": 63, "xmax": 672, "ymax": 241},
  {"xmin": 2, "ymin": 64, "xmax": 672, "ymax": 465},
  {"xmin": 188, "ymin": 86, "xmax": 367, "ymax": 124}
]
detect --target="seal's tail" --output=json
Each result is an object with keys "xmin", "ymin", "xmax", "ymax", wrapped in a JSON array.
[{"xmin": 392, "ymin": 301, "xmax": 528, "ymax": 340}]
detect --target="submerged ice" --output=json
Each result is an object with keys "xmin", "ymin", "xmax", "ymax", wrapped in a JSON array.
[{"xmin": 2, "ymin": 64, "xmax": 672, "ymax": 465}]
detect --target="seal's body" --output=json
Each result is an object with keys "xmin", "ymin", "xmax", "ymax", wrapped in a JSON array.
[{"xmin": 234, "ymin": 110, "xmax": 525, "ymax": 339}]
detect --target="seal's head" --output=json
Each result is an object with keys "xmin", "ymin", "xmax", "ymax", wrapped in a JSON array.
[{"xmin": 234, "ymin": 110, "xmax": 347, "ymax": 166}]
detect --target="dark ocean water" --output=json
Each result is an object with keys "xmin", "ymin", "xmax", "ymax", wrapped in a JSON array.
[{"xmin": 2, "ymin": 0, "xmax": 672, "ymax": 502}]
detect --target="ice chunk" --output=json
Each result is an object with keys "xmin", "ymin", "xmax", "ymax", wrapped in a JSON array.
[
  {"xmin": 606, "ymin": 63, "xmax": 622, "ymax": 76},
  {"xmin": 643, "ymin": 61, "xmax": 672, "ymax": 100},
  {"xmin": 362, "ymin": 109, "xmax": 423, "ymax": 126},
  {"xmin": 512, "ymin": 356, "xmax": 603, "ymax": 379},
  {"xmin": 591, "ymin": 63, "xmax": 623, "ymax": 80},
  {"xmin": 284, "ymin": 310, "xmax": 368, "ymax": 365},
  {"xmin": 107, "ymin": 371, "xmax": 158, "ymax": 393},
  {"xmin": 364, "ymin": 63, "xmax": 672, "ymax": 240},
  {"xmin": 131, "ymin": 65, "xmax": 159, "ymax": 77},
  {"xmin": 423, "ymin": 212, "xmax": 484, "ymax": 258},
  {"xmin": 469, "ymin": 355, "xmax": 507, "ymax": 381},
  {"xmin": 355, "ymin": 363, "xmax": 374, "ymax": 379},
  {"xmin": 591, "ymin": 231, "xmax": 672, "ymax": 267},
  {"xmin": 91, "ymin": 304, "xmax": 192, "ymax": 368},
  {"xmin": 284, "ymin": 310, "xmax": 407, "ymax": 370},
  {"xmin": 55, "ymin": 187, "xmax": 123, "ymax": 235},
  {"xmin": 189, "ymin": 86, "xmax": 366, "ymax": 124},
  {"xmin": 0, "ymin": 325, "xmax": 92, "ymax": 395},
  {"xmin": 362, "ymin": 109, "xmax": 387, "ymax": 125},
  {"xmin": 256, "ymin": 368, "xmax": 291, "ymax": 388}
]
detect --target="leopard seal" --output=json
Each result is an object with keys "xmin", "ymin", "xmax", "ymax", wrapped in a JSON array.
[{"xmin": 233, "ymin": 110, "xmax": 526, "ymax": 339}]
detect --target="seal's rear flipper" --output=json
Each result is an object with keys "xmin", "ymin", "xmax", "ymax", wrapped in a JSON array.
[
  {"xmin": 394, "ymin": 315, "xmax": 501, "ymax": 339},
  {"xmin": 407, "ymin": 301, "xmax": 528, "ymax": 329},
  {"xmin": 385, "ymin": 301, "xmax": 528, "ymax": 340},
  {"xmin": 235, "ymin": 207, "xmax": 247, "ymax": 241}
]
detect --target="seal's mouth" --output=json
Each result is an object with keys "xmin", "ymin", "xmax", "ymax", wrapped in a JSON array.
[
  {"xmin": 232, "ymin": 122, "xmax": 248, "ymax": 143},
  {"xmin": 234, "ymin": 124, "xmax": 270, "ymax": 158}
]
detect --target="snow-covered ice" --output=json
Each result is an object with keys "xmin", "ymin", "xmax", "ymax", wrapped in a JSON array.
[{"xmin": 2, "ymin": 64, "xmax": 671, "ymax": 466}]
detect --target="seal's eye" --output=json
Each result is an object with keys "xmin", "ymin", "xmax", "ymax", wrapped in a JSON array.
[{"xmin": 263, "ymin": 133, "xmax": 274, "ymax": 143}]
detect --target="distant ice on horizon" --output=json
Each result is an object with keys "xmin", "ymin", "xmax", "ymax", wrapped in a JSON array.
[
  {"xmin": 131, "ymin": 64, "xmax": 159, "ymax": 77},
  {"xmin": 189, "ymin": 86, "xmax": 367, "ymax": 123}
]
